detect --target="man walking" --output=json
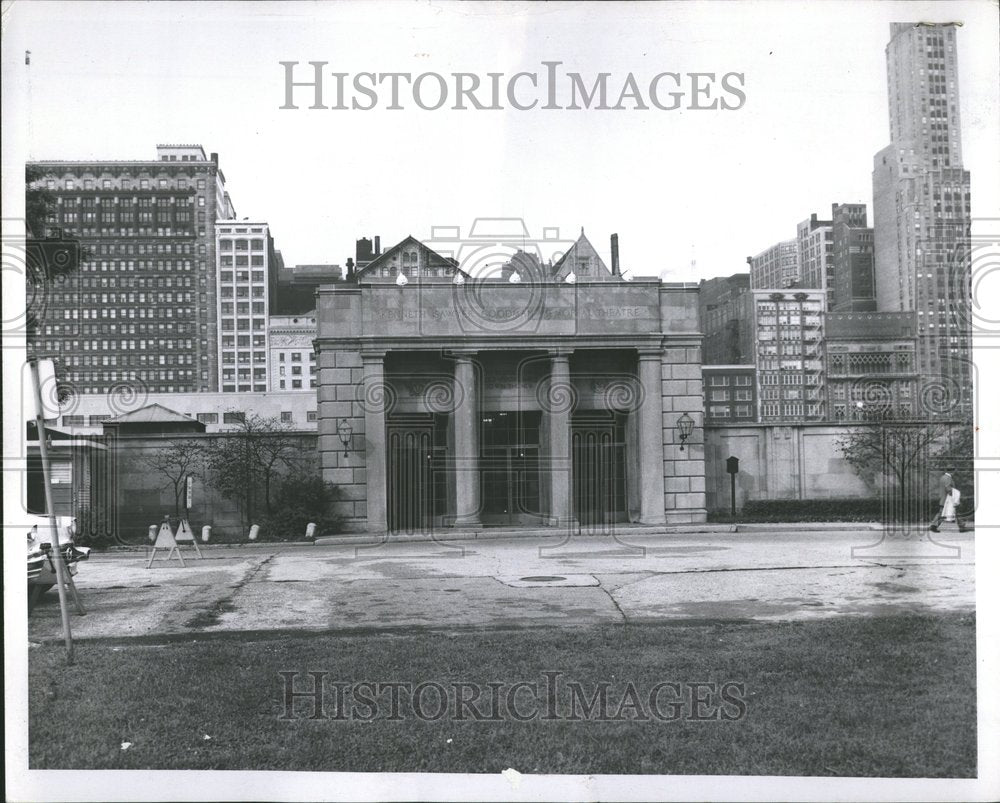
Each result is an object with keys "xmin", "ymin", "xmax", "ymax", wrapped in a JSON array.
[{"xmin": 930, "ymin": 468, "xmax": 968, "ymax": 533}]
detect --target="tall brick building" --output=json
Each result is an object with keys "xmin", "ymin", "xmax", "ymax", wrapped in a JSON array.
[
  {"xmin": 830, "ymin": 203, "xmax": 876, "ymax": 312},
  {"xmin": 27, "ymin": 144, "xmax": 236, "ymax": 394},
  {"xmin": 749, "ymin": 240, "xmax": 798, "ymax": 289},
  {"xmin": 698, "ymin": 273, "xmax": 753, "ymax": 365}
]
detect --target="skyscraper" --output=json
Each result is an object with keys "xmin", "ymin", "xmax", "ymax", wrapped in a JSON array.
[
  {"xmin": 872, "ymin": 23, "xmax": 972, "ymax": 416},
  {"xmin": 27, "ymin": 145, "xmax": 237, "ymax": 395}
]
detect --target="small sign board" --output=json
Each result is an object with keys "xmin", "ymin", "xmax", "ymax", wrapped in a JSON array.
[
  {"xmin": 185, "ymin": 475, "xmax": 194, "ymax": 510},
  {"xmin": 174, "ymin": 518, "xmax": 203, "ymax": 558},
  {"xmin": 726, "ymin": 456, "xmax": 740, "ymax": 475}
]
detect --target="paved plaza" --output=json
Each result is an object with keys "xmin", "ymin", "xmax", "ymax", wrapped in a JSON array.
[{"xmin": 28, "ymin": 527, "xmax": 976, "ymax": 643}]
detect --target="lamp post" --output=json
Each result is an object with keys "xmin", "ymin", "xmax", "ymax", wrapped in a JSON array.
[
  {"xmin": 337, "ymin": 419, "xmax": 353, "ymax": 458},
  {"xmin": 676, "ymin": 412, "xmax": 695, "ymax": 451}
]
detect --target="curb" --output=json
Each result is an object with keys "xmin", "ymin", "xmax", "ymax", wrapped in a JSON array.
[
  {"xmin": 81, "ymin": 521, "xmax": 965, "ymax": 554},
  {"xmin": 313, "ymin": 522, "xmax": 889, "ymax": 547}
]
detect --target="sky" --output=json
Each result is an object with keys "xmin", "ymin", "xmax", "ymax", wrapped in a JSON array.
[{"xmin": 2, "ymin": 0, "xmax": 998, "ymax": 280}]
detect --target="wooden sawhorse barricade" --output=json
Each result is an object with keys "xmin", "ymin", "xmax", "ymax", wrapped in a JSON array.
[{"xmin": 147, "ymin": 517, "xmax": 203, "ymax": 568}]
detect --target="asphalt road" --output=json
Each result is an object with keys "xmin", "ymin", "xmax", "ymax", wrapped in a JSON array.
[{"xmin": 28, "ymin": 529, "xmax": 976, "ymax": 642}]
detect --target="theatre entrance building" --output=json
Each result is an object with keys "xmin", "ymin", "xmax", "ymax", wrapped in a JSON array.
[{"xmin": 315, "ymin": 235, "xmax": 707, "ymax": 533}]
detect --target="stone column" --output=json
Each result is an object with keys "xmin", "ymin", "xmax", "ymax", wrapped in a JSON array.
[
  {"xmin": 637, "ymin": 348, "xmax": 666, "ymax": 524},
  {"xmin": 547, "ymin": 349, "xmax": 573, "ymax": 526},
  {"xmin": 453, "ymin": 352, "xmax": 481, "ymax": 526},
  {"xmin": 362, "ymin": 351, "xmax": 388, "ymax": 533}
]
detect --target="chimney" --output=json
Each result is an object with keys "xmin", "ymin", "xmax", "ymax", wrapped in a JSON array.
[
  {"xmin": 210, "ymin": 152, "xmax": 218, "ymax": 164},
  {"xmin": 610, "ymin": 234, "xmax": 620, "ymax": 276},
  {"xmin": 346, "ymin": 257, "xmax": 355, "ymax": 281},
  {"xmin": 746, "ymin": 256, "xmax": 752, "ymax": 266},
  {"xmin": 374, "ymin": 236, "xmax": 381, "ymax": 255}
]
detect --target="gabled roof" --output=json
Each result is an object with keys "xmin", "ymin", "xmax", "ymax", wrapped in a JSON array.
[
  {"xmin": 105, "ymin": 403, "xmax": 201, "ymax": 424},
  {"xmin": 356, "ymin": 235, "xmax": 468, "ymax": 279},
  {"xmin": 552, "ymin": 229, "xmax": 614, "ymax": 280}
]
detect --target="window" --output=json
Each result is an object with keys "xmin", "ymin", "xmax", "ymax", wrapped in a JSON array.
[
  {"xmin": 197, "ymin": 413, "xmax": 219, "ymax": 424},
  {"xmin": 280, "ymin": 411, "xmax": 293, "ymax": 423},
  {"xmin": 223, "ymin": 412, "xmax": 246, "ymax": 424},
  {"xmin": 307, "ymin": 411, "xmax": 317, "ymax": 422}
]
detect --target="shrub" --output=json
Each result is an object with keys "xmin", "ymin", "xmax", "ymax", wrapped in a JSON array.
[
  {"xmin": 259, "ymin": 472, "xmax": 344, "ymax": 540},
  {"xmin": 712, "ymin": 494, "xmax": 976, "ymax": 523}
]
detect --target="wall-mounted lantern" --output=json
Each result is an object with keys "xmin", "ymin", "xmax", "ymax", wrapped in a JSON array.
[
  {"xmin": 337, "ymin": 419, "xmax": 353, "ymax": 457},
  {"xmin": 676, "ymin": 412, "xmax": 695, "ymax": 451}
]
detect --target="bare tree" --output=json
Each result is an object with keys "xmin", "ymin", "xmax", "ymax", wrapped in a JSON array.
[
  {"xmin": 837, "ymin": 421, "xmax": 953, "ymax": 495},
  {"xmin": 141, "ymin": 438, "xmax": 207, "ymax": 516},
  {"xmin": 205, "ymin": 413, "xmax": 306, "ymax": 529}
]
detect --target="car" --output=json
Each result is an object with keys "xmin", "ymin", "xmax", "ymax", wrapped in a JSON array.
[{"xmin": 27, "ymin": 516, "xmax": 90, "ymax": 611}]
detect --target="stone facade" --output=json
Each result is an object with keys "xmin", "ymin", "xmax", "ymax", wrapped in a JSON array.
[{"xmin": 315, "ymin": 275, "xmax": 707, "ymax": 533}]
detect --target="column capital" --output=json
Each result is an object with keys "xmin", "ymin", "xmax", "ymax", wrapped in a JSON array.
[
  {"xmin": 449, "ymin": 349, "xmax": 479, "ymax": 362},
  {"xmin": 637, "ymin": 347, "xmax": 664, "ymax": 360},
  {"xmin": 361, "ymin": 350, "xmax": 387, "ymax": 364},
  {"xmin": 549, "ymin": 348, "xmax": 573, "ymax": 361}
]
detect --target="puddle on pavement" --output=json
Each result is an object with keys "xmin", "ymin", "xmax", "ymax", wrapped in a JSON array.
[
  {"xmin": 497, "ymin": 574, "xmax": 600, "ymax": 588},
  {"xmin": 871, "ymin": 581, "xmax": 921, "ymax": 594}
]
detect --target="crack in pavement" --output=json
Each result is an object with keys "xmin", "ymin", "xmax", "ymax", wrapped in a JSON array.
[
  {"xmin": 183, "ymin": 555, "xmax": 275, "ymax": 629},
  {"xmin": 596, "ymin": 578, "xmax": 628, "ymax": 623}
]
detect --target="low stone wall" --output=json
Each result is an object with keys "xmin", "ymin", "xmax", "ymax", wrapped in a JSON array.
[
  {"xmin": 704, "ymin": 423, "xmax": 873, "ymax": 512},
  {"xmin": 106, "ymin": 431, "xmax": 318, "ymax": 541}
]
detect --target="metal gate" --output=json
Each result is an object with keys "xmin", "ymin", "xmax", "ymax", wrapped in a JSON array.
[
  {"xmin": 572, "ymin": 413, "xmax": 627, "ymax": 530},
  {"xmin": 386, "ymin": 416, "xmax": 435, "ymax": 533}
]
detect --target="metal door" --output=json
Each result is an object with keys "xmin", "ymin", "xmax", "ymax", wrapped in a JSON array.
[{"xmin": 480, "ymin": 411, "xmax": 542, "ymax": 526}]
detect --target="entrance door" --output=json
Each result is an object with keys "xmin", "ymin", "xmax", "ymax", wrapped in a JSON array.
[
  {"xmin": 480, "ymin": 411, "xmax": 542, "ymax": 526},
  {"xmin": 387, "ymin": 415, "xmax": 445, "ymax": 532},
  {"xmin": 572, "ymin": 413, "xmax": 627, "ymax": 529}
]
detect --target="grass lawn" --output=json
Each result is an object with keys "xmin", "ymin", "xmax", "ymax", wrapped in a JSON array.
[{"xmin": 29, "ymin": 613, "xmax": 976, "ymax": 776}]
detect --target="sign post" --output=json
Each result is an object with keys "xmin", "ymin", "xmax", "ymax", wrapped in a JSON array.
[
  {"xmin": 29, "ymin": 358, "xmax": 85, "ymax": 664},
  {"xmin": 726, "ymin": 456, "xmax": 740, "ymax": 524}
]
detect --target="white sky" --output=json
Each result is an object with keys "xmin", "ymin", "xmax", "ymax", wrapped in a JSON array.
[{"xmin": 3, "ymin": 0, "xmax": 998, "ymax": 279}]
